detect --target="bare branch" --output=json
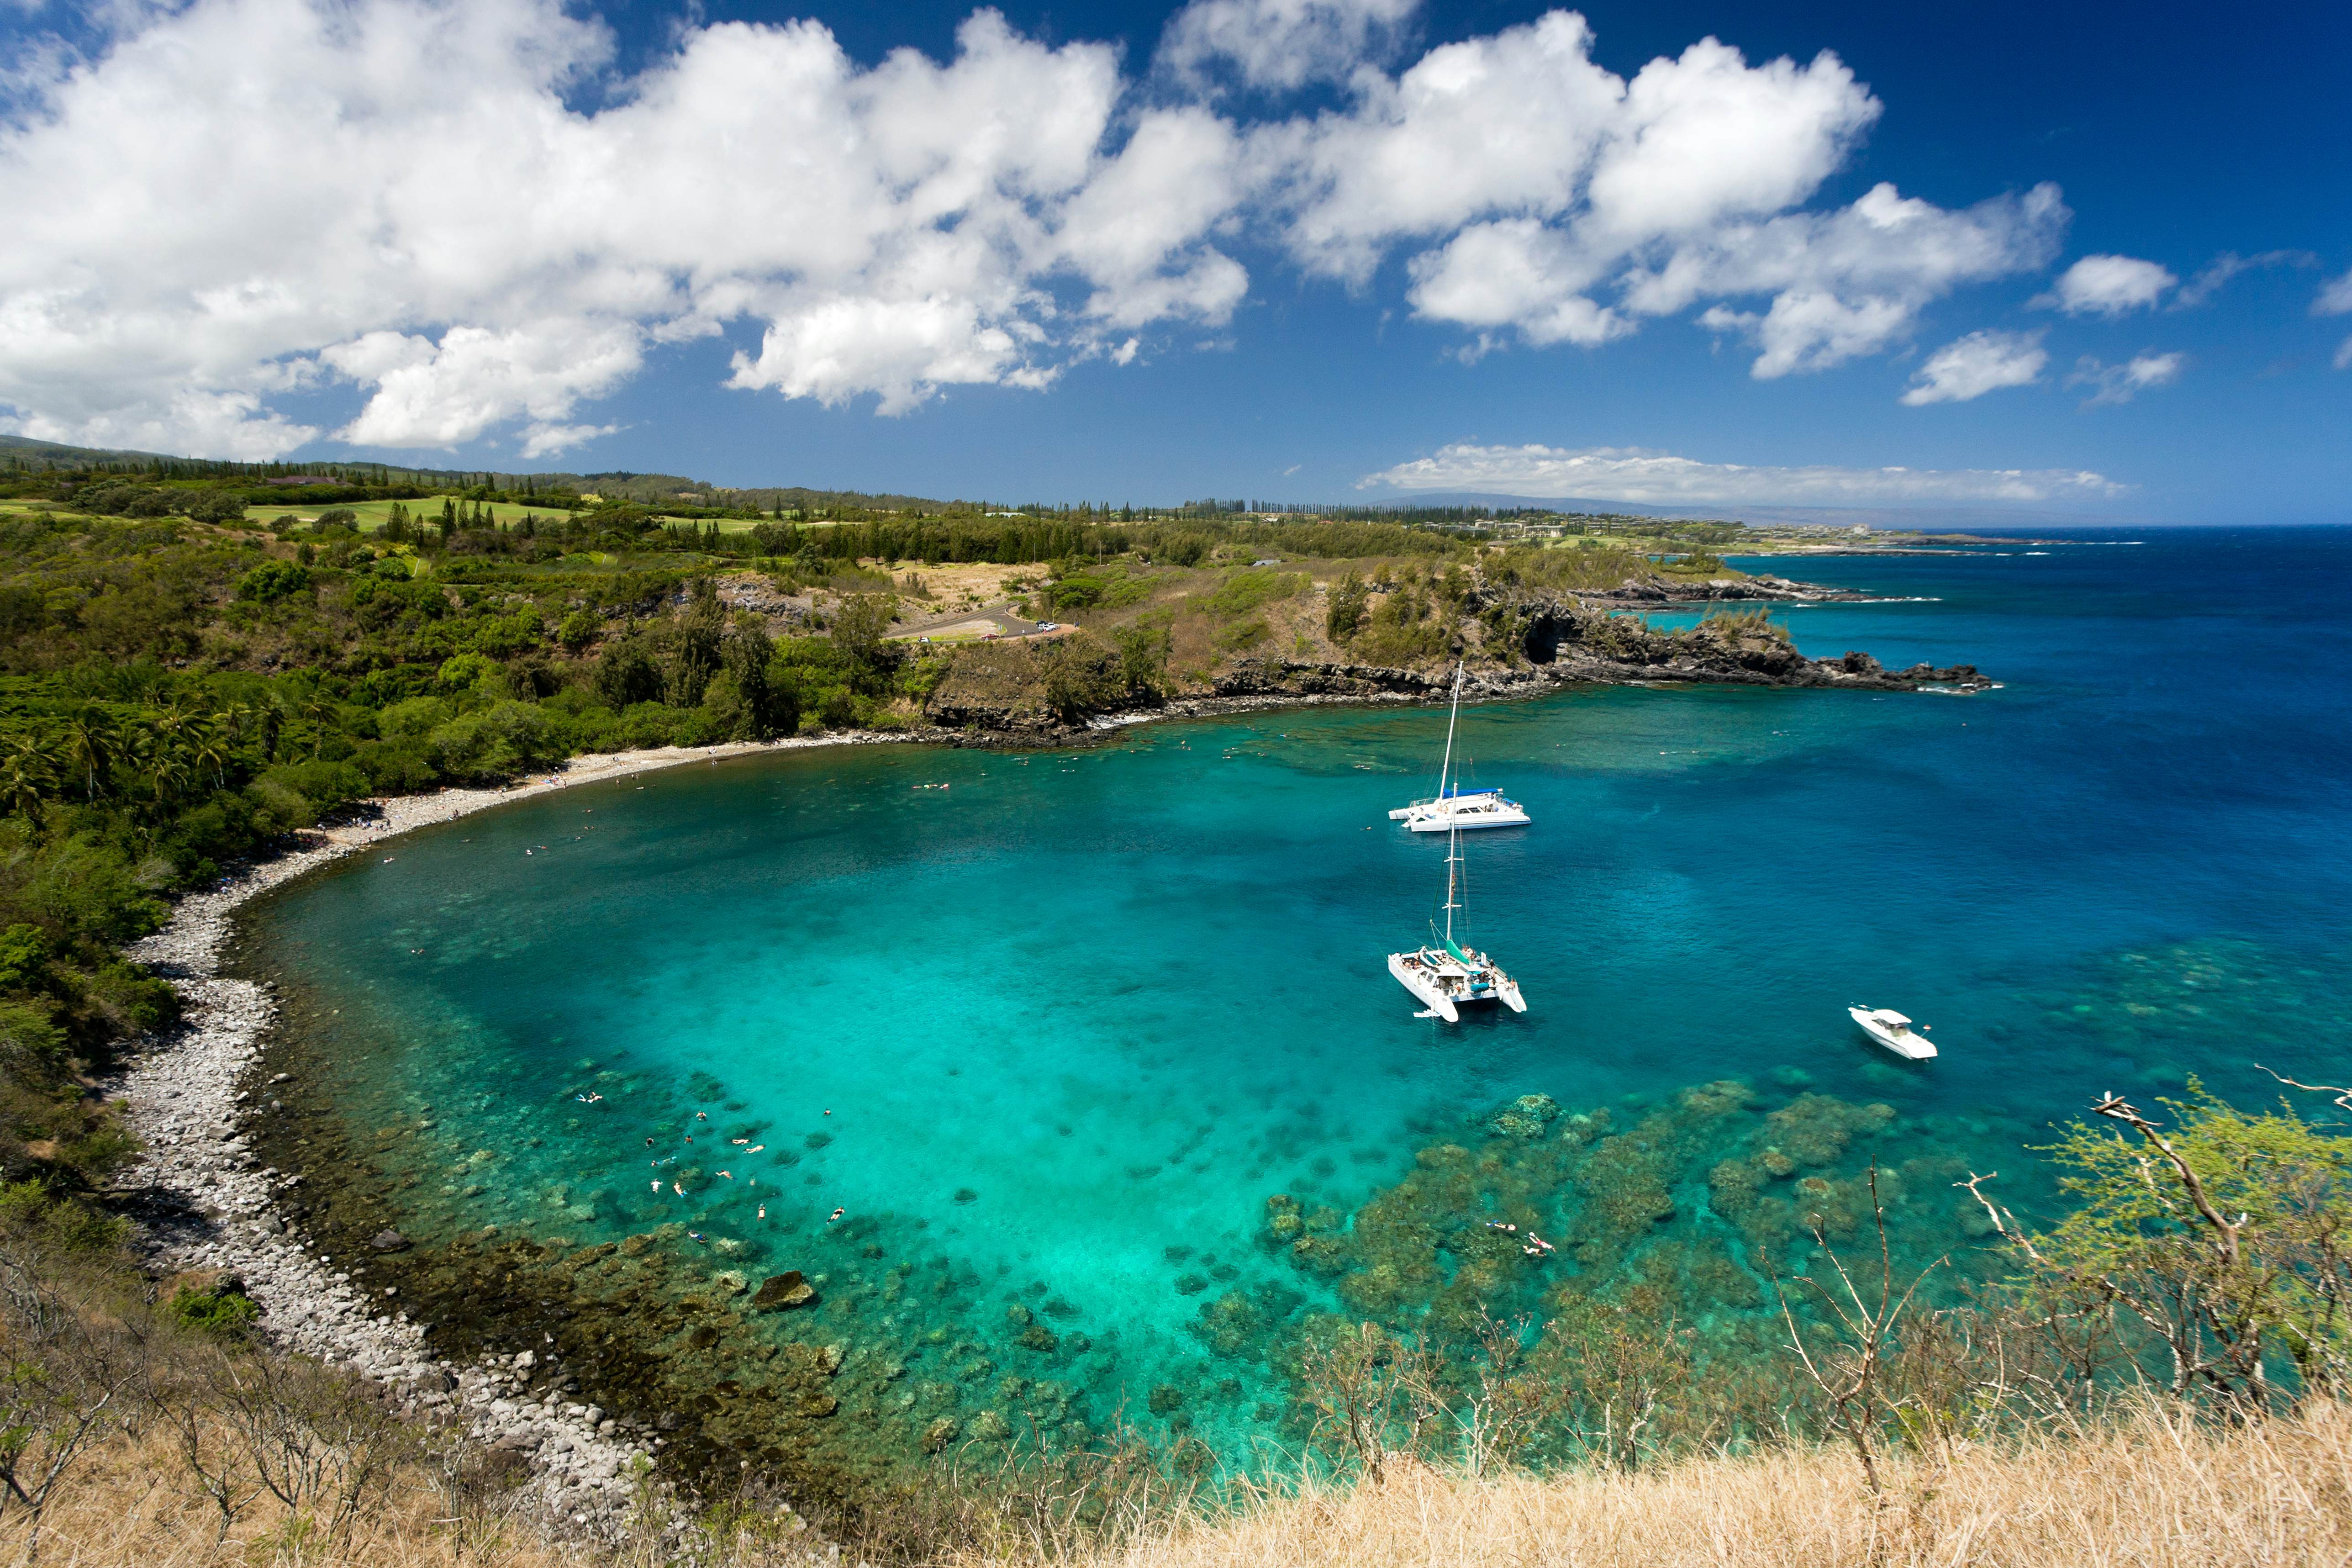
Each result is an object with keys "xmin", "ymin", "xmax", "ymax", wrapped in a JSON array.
[{"xmin": 2091, "ymin": 1094, "xmax": 2240, "ymax": 1267}]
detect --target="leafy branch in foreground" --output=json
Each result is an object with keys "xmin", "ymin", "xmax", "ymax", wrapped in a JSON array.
[{"xmin": 1962, "ymin": 1081, "xmax": 2352, "ymax": 1414}]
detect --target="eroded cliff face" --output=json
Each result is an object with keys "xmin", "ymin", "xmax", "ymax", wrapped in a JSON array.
[{"xmin": 922, "ymin": 586, "xmax": 1986, "ymax": 737}]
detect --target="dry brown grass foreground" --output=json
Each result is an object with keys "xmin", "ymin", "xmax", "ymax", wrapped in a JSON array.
[
  {"xmin": 9, "ymin": 1402, "xmax": 2351, "ymax": 1568},
  {"xmin": 984, "ymin": 1402, "xmax": 2352, "ymax": 1568}
]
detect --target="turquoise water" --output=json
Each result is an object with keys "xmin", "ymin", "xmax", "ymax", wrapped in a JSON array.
[{"xmin": 243, "ymin": 527, "xmax": 2352, "ymax": 1461}]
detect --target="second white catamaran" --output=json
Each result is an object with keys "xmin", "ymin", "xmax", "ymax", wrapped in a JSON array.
[
  {"xmin": 1388, "ymin": 665, "xmax": 1528, "ymax": 1023},
  {"xmin": 1387, "ymin": 674, "xmax": 1529, "ymax": 832}
]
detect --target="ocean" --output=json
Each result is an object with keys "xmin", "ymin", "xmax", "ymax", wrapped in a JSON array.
[{"xmin": 237, "ymin": 525, "xmax": 2352, "ymax": 1466}]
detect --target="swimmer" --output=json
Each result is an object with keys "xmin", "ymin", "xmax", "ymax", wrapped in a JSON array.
[
  {"xmin": 688, "ymin": 1231, "xmax": 704, "ymax": 1243},
  {"xmin": 651, "ymin": 1180, "xmax": 661, "ymax": 1193},
  {"xmin": 758, "ymin": 1204, "xmax": 766, "ymax": 1220},
  {"xmin": 732, "ymin": 1138, "xmax": 749, "ymax": 1146},
  {"xmin": 695, "ymin": 1112, "xmax": 708, "ymax": 1121},
  {"xmin": 828, "ymin": 1207, "xmax": 845, "ymax": 1224},
  {"xmin": 747, "ymin": 1144, "xmax": 763, "ymax": 1153},
  {"xmin": 718, "ymin": 1170, "xmax": 732, "ymax": 1179},
  {"xmin": 646, "ymin": 1138, "xmax": 654, "ymax": 1146},
  {"xmin": 672, "ymin": 1182, "xmax": 684, "ymax": 1197}
]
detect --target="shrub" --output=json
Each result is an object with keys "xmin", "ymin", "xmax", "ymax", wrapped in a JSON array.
[
  {"xmin": 232, "ymin": 561, "xmax": 311, "ymax": 603},
  {"xmin": 435, "ymin": 652, "xmax": 498, "ymax": 694},
  {"xmin": 169, "ymin": 1284, "xmax": 260, "ymax": 1339},
  {"xmin": 424, "ymin": 702, "xmax": 553, "ymax": 783},
  {"xmin": 1205, "ymin": 569, "xmax": 1305, "ymax": 618}
]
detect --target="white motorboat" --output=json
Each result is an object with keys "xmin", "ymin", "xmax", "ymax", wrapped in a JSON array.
[
  {"xmin": 1388, "ymin": 671, "xmax": 1529, "ymax": 831},
  {"xmin": 1849, "ymin": 1006, "xmax": 1936, "ymax": 1060},
  {"xmin": 1389, "ymin": 664, "xmax": 1528, "ymax": 1022}
]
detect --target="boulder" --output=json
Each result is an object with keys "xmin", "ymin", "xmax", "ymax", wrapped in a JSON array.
[{"xmin": 753, "ymin": 1270, "xmax": 817, "ymax": 1310}]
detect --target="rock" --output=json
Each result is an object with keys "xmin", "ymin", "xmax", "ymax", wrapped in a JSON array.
[
  {"xmin": 369, "ymin": 1229, "xmax": 409, "ymax": 1252},
  {"xmin": 752, "ymin": 1270, "xmax": 817, "ymax": 1309}
]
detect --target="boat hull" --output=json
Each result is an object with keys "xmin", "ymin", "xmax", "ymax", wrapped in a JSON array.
[
  {"xmin": 1388, "ymin": 953, "xmax": 1459, "ymax": 1021},
  {"xmin": 1406, "ymin": 805, "xmax": 1530, "ymax": 832}
]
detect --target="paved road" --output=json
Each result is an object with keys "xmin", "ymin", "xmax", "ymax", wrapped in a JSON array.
[{"xmin": 890, "ymin": 599, "xmax": 1068, "ymax": 641}]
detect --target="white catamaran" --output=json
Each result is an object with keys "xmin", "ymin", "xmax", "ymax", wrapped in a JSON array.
[
  {"xmin": 1387, "ymin": 673, "xmax": 1530, "ymax": 832},
  {"xmin": 1388, "ymin": 666, "xmax": 1528, "ymax": 1023}
]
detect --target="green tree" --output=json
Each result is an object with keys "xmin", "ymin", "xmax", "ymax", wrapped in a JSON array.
[
  {"xmin": 58, "ymin": 710, "xmax": 115, "ymax": 800},
  {"xmin": 1326, "ymin": 570, "xmax": 1370, "ymax": 644},
  {"xmin": 0, "ymin": 742, "xmax": 55, "ymax": 824},
  {"xmin": 664, "ymin": 580, "xmax": 725, "ymax": 707},
  {"xmin": 1966, "ymin": 1082, "xmax": 2352, "ymax": 1413},
  {"xmin": 1112, "ymin": 619, "xmax": 1170, "ymax": 696},
  {"xmin": 831, "ymin": 594, "xmax": 899, "ymax": 693},
  {"xmin": 595, "ymin": 635, "xmax": 662, "ymax": 709},
  {"xmin": 720, "ymin": 619, "xmax": 785, "ymax": 738}
]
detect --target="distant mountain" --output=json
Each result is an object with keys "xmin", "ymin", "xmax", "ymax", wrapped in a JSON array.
[
  {"xmin": 0, "ymin": 435, "xmax": 954, "ymax": 512},
  {"xmin": 0, "ymin": 432, "xmax": 191, "ymax": 466},
  {"xmin": 1347, "ymin": 488, "xmax": 2146, "ymax": 532}
]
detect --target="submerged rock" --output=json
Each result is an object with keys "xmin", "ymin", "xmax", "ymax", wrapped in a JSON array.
[
  {"xmin": 370, "ymin": 1228, "xmax": 410, "ymax": 1252},
  {"xmin": 753, "ymin": 1269, "xmax": 817, "ymax": 1309}
]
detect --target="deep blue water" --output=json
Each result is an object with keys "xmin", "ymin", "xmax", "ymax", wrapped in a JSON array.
[{"xmin": 242, "ymin": 525, "xmax": 2352, "ymax": 1452}]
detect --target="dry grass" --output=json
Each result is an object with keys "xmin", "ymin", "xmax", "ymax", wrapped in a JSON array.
[
  {"xmin": 0, "ymin": 1422, "xmax": 548, "ymax": 1568},
  {"xmin": 1007, "ymin": 1402, "xmax": 2352, "ymax": 1568},
  {"xmin": 11, "ymin": 1403, "xmax": 2351, "ymax": 1567},
  {"xmin": 0, "ymin": 1419, "xmax": 817, "ymax": 1568}
]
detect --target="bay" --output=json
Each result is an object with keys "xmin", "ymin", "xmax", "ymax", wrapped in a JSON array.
[{"xmin": 239, "ymin": 524, "xmax": 2352, "ymax": 1460}]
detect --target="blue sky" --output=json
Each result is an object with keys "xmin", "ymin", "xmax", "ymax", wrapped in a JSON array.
[{"xmin": 1, "ymin": 0, "xmax": 2346, "ymax": 520}]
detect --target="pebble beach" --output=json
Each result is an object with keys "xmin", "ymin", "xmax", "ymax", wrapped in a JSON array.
[{"xmin": 110, "ymin": 734, "xmax": 907, "ymax": 1540}]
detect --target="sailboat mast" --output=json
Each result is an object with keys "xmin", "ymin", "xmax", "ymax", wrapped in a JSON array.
[
  {"xmin": 1434, "ymin": 662, "xmax": 1463, "ymax": 803},
  {"xmin": 1445, "ymin": 819, "xmax": 1461, "ymax": 943},
  {"xmin": 1438, "ymin": 662, "xmax": 1466, "ymax": 946}
]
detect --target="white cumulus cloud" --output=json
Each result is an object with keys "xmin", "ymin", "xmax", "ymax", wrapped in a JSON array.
[
  {"xmin": 0, "ymin": 0, "xmax": 1244, "ymax": 450},
  {"xmin": 1900, "ymin": 329, "xmax": 2048, "ymax": 406},
  {"xmin": 1264, "ymin": 20, "xmax": 2062, "ymax": 375},
  {"xmin": 2067, "ymin": 351, "xmax": 2184, "ymax": 407},
  {"xmin": 1359, "ymin": 442, "xmax": 2122, "ymax": 504},
  {"xmin": 0, "ymin": 0, "xmax": 2092, "ymax": 455},
  {"xmin": 2033, "ymin": 253, "xmax": 2176, "ymax": 317},
  {"xmin": 1160, "ymin": 0, "xmax": 1419, "ymax": 93}
]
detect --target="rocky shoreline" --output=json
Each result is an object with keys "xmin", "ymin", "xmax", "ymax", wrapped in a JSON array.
[{"xmin": 107, "ymin": 737, "xmax": 912, "ymax": 1544}]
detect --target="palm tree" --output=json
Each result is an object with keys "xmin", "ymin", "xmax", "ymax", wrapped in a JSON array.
[
  {"xmin": 184, "ymin": 716, "xmax": 232, "ymax": 793},
  {"xmin": 0, "ymin": 739, "xmax": 56, "ymax": 824},
  {"xmin": 58, "ymin": 708, "xmax": 115, "ymax": 799},
  {"xmin": 125, "ymin": 728, "xmax": 189, "ymax": 814}
]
